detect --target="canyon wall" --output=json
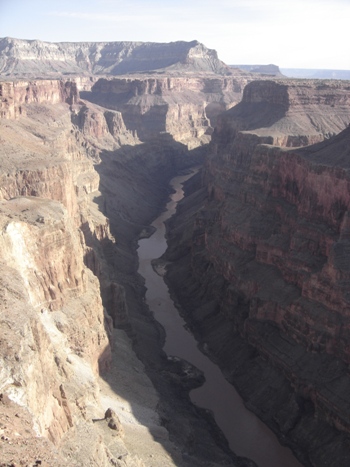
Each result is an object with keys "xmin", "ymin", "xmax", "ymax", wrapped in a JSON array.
[
  {"xmin": 3, "ymin": 62, "xmax": 350, "ymax": 466},
  {"xmin": 219, "ymin": 79, "xmax": 350, "ymax": 146},
  {"xmin": 82, "ymin": 75, "xmax": 251, "ymax": 148},
  {"xmin": 0, "ymin": 79, "xmax": 78, "ymax": 119},
  {"xmin": 164, "ymin": 80, "xmax": 350, "ymax": 466},
  {"xmin": 0, "ymin": 74, "xmax": 253, "ymax": 149},
  {"xmin": 0, "ymin": 84, "xmax": 122, "ymax": 465}
]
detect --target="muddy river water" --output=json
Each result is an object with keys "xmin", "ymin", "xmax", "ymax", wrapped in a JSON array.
[{"xmin": 137, "ymin": 172, "xmax": 303, "ymax": 467}]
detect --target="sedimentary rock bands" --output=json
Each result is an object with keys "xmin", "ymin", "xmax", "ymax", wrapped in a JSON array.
[{"xmin": 164, "ymin": 79, "xmax": 350, "ymax": 466}]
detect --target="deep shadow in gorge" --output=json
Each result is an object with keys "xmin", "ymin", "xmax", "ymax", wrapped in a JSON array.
[
  {"xmin": 86, "ymin": 129, "xmax": 307, "ymax": 466},
  {"xmin": 64, "ymin": 86, "xmax": 311, "ymax": 464},
  {"xmin": 84, "ymin": 135, "xmax": 248, "ymax": 466}
]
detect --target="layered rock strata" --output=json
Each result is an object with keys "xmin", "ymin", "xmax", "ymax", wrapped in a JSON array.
[
  {"xmin": 82, "ymin": 75, "xmax": 252, "ymax": 148},
  {"xmin": 0, "ymin": 79, "xmax": 78, "ymax": 119},
  {"xmin": 4, "ymin": 70, "xmax": 350, "ymax": 466},
  {"xmin": 0, "ymin": 38, "xmax": 231, "ymax": 77},
  {"xmin": 164, "ymin": 80, "xmax": 350, "ymax": 466},
  {"xmin": 220, "ymin": 79, "xmax": 350, "ymax": 146}
]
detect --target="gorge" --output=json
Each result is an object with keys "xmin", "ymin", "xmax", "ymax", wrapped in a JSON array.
[
  {"xmin": 138, "ymin": 172, "xmax": 302, "ymax": 467},
  {"xmin": 1, "ymin": 38, "xmax": 350, "ymax": 467}
]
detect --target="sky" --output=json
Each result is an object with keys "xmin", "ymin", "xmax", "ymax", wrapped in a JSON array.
[{"xmin": 0, "ymin": 0, "xmax": 349, "ymax": 70}]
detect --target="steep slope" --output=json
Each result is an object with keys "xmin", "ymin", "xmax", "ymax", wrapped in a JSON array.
[
  {"xmin": 0, "ymin": 38, "xmax": 231, "ymax": 77},
  {"xmin": 164, "ymin": 80, "xmax": 350, "ymax": 466}
]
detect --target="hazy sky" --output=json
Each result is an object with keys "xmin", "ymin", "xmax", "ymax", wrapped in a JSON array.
[{"xmin": 0, "ymin": 0, "xmax": 349, "ymax": 69}]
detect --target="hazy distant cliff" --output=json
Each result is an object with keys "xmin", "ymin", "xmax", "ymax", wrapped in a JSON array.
[
  {"xmin": 221, "ymin": 79, "xmax": 350, "ymax": 146},
  {"xmin": 0, "ymin": 37, "xmax": 231, "ymax": 77}
]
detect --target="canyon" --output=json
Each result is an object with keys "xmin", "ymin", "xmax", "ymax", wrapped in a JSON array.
[{"xmin": 1, "ymin": 38, "xmax": 350, "ymax": 467}]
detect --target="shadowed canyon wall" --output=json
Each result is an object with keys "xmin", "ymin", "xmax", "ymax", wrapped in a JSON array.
[
  {"xmin": 81, "ymin": 75, "xmax": 252, "ymax": 148},
  {"xmin": 164, "ymin": 79, "xmax": 350, "ymax": 466}
]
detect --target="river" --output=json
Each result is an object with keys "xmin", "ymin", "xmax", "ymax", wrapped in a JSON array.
[{"xmin": 137, "ymin": 171, "xmax": 303, "ymax": 467}]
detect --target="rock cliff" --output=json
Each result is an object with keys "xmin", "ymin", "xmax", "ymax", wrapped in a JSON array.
[
  {"xmin": 0, "ymin": 38, "xmax": 231, "ymax": 77},
  {"xmin": 0, "ymin": 79, "xmax": 78, "ymax": 119},
  {"xmin": 220, "ymin": 79, "xmax": 350, "ymax": 146},
  {"xmin": 164, "ymin": 79, "xmax": 350, "ymax": 466},
  {"xmin": 82, "ymin": 75, "xmax": 251, "ymax": 148},
  {"xmin": 233, "ymin": 64, "xmax": 284, "ymax": 77}
]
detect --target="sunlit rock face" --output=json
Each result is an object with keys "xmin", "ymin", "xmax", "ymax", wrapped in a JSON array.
[
  {"xmin": 0, "ymin": 195, "xmax": 111, "ymax": 431},
  {"xmin": 0, "ymin": 81, "xmax": 118, "ymax": 464},
  {"xmin": 164, "ymin": 80, "xmax": 350, "ymax": 466},
  {"xmin": 0, "ymin": 80, "xmax": 78, "ymax": 119}
]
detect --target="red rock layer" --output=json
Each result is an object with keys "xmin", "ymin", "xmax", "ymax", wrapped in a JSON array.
[
  {"xmin": 0, "ymin": 80, "xmax": 78, "ymax": 119},
  {"xmin": 202, "ymin": 116, "xmax": 350, "ymax": 426}
]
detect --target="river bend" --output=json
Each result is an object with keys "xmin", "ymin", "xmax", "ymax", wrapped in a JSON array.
[{"xmin": 137, "ymin": 172, "xmax": 302, "ymax": 467}]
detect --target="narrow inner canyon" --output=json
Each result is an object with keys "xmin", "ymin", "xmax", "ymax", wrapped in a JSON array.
[{"xmin": 138, "ymin": 171, "xmax": 303, "ymax": 467}]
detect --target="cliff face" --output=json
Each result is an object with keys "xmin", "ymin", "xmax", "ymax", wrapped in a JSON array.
[
  {"xmin": 222, "ymin": 79, "xmax": 350, "ymax": 146},
  {"xmin": 164, "ymin": 80, "xmax": 350, "ymax": 466},
  {"xmin": 0, "ymin": 79, "xmax": 78, "ymax": 119},
  {"xmin": 0, "ymin": 95, "xmax": 118, "ymax": 464},
  {"xmin": 0, "ymin": 37, "xmax": 231, "ymax": 77},
  {"xmin": 0, "ymin": 74, "xmax": 253, "ymax": 149},
  {"xmin": 0, "ymin": 196, "xmax": 111, "ymax": 434},
  {"xmin": 83, "ymin": 75, "xmax": 250, "ymax": 148}
]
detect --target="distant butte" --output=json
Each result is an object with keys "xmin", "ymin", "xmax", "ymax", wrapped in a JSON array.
[{"xmin": 0, "ymin": 37, "xmax": 233, "ymax": 77}]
